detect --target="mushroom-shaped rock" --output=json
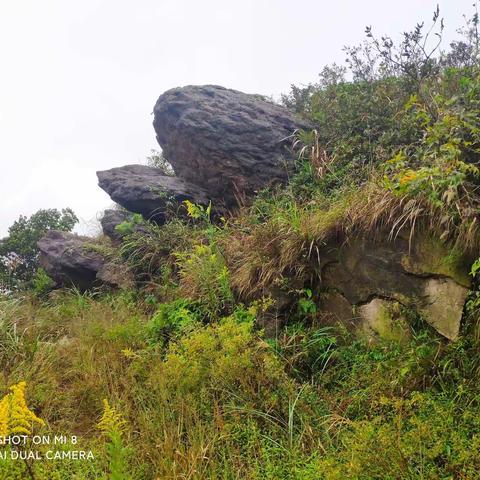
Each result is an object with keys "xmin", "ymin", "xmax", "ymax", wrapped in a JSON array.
[
  {"xmin": 153, "ymin": 85, "xmax": 309, "ymax": 206},
  {"xmin": 97, "ymin": 165, "xmax": 210, "ymax": 222},
  {"xmin": 37, "ymin": 230, "xmax": 131, "ymax": 290}
]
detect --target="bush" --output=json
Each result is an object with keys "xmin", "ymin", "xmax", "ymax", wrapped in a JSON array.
[
  {"xmin": 175, "ymin": 243, "xmax": 234, "ymax": 319},
  {"xmin": 147, "ymin": 298, "xmax": 200, "ymax": 343},
  {"xmin": 32, "ymin": 268, "xmax": 55, "ymax": 297},
  {"xmin": 119, "ymin": 218, "xmax": 197, "ymax": 290}
]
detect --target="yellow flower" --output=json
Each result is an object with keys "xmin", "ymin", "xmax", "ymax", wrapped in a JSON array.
[
  {"xmin": 0, "ymin": 395, "xmax": 9, "ymax": 437},
  {"xmin": 9, "ymin": 381, "xmax": 45, "ymax": 435},
  {"xmin": 183, "ymin": 200, "xmax": 200, "ymax": 219},
  {"xmin": 0, "ymin": 381, "xmax": 44, "ymax": 437},
  {"xmin": 247, "ymin": 297, "xmax": 274, "ymax": 317},
  {"xmin": 121, "ymin": 348, "xmax": 135, "ymax": 358},
  {"xmin": 399, "ymin": 169, "xmax": 417, "ymax": 186},
  {"xmin": 97, "ymin": 399, "xmax": 126, "ymax": 437}
]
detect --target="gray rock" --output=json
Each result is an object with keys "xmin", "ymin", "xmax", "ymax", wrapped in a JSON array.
[
  {"xmin": 97, "ymin": 262, "xmax": 133, "ymax": 290},
  {"xmin": 100, "ymin": 209, "xmax": 131, "ymax": 241},
  {"xmin": 417, "ymin": 278, "xmax": 467, "ymax": 341},
  {"xmin": 37, "ymin": 230, "xmax": 131, "ymax": 290},
  {"xmin": 153, "ymin": 85, "xmax": 308, "ymax": 207},
  {"xmin": 318, "ymin": 292, "xmax": 355, "ymax": 328},
  {"xmin": 357, "ymin": 298, "xmax": 411, "ymax": 342},
  {"xmin": 97, "ymin": 164, "xmax": 210, "ymax": 222},
  {"xmin": 319, "ymin": 234, "xmax": 470, "ymax": 340}
]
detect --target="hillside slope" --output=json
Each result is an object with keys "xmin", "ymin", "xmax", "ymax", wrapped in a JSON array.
[{"xmin": 2, "ymin": 8, "xmax": 480, "ymax": 479}]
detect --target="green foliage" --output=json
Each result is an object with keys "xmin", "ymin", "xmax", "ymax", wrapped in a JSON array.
[
  {"xmin": 381, "ymin": 75, "xmax": 480, "ymax": 240},
  {"xmin": 346, "ymin": 5, "xmax": 445, "ymax": 87},
  {"xmin": 97, "ymin": 399, "xmax": 131, "ymax": 480},
  {"xmin": 471, "ymin": 257, "xmax": 480, "ymax": 278},
  {"xmin": 183, "ymin": 199, "xmax": 212, "ymax": 222},
  {"xmin": 103, "ymin": 432, "xmax": 129, "ymax": 480},
  {"xmin": 119, "ymin": 218, "xmax": 196, "ymax": 288},
  {"xmin": 183, "ymin": 199, "xmax": 219, "ymax": 242},
  {"xmin": 175, "ymin": 243, "xmax": 234, "ymax": 319},
  {"xmin": 313, "ymin": 391, "xmax": 480, "ymax": 479},
  {"xmin": 144, "ymin": 149, "xmax": 174, "ymax": 176},
  {"xmin": 283, "ymin": 5, "xmax": 480, "ymax": 215},
  {"xmin": 32, "ymin": 267, "xmax": 55, "ymax": 297},
  {"xmin": 296, "ymin": 288, "xmax": 317, "ymax": 317},
  {"xmin": 1, "ymin": 284, "xmax": 480, "ymax": 478},
  {"xmin": 466, "ymin": 256, "xmax": 480, "ymax": 314},
  {"xmin": 284, "ymin": 72, "xmax": 410, "ymax": 196},
  {"xmin": 0, "ymin": 208, "xmax": 78, "ymax": 290},
  {"xmin": 114, "ymin": 213, "xmax": 143, "ymax": 236},
  {"xmin": 147, "ymin": 298, "xmax": 199, "ymax": 343}
]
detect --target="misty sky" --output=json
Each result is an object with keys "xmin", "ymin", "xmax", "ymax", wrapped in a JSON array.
[{"xmin": 0, "ymin": 0, "xmax": 474, "ymax": 236}]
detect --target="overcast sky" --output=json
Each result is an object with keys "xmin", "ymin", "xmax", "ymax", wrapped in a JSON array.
[{"xmin": 0, "ymin": 0, "xmax": 474, "ymax": 236}]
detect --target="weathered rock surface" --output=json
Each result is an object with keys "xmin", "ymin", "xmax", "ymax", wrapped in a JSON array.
[
  {"xmin": 37, "ymin": 231, "xmax": 131, "ymax": 290},
  {"xmin": 153, "ymin": 85, "xmax": 308, "ymax": 206},
  {"xmin": 100, "ymin": 209, "xmax": 131, "ymax": 241},
  {"xmin": 97, "ymin": 165, "xmax": 210, "ymax": 222},
  {"xmin": 318, "ymin": 292, "xmax": 355, "ymax": 328},
  {"xmin": 357, "ymin": 298, "xmax": 411, "ymax": 342},
  {"xmin": 417, "ymin": 278, "xmax": 468, "ymax": 340},
  {"xmin": 98, "ymin": 85, "xmax": 307, "ymax": 219},
  {"xmin": 318, "ymin": 234, "xmax": 470, "ymax": 340}
]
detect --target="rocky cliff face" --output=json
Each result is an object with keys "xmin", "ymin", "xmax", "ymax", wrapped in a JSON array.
[{"xmin": 316, "ymin": 234, "xmax": 471, "ymax": 340}]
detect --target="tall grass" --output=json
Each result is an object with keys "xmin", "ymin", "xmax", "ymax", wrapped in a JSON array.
[{"xmin": 1, "ymin": 290, "xmax": 480, "ymax": 478}]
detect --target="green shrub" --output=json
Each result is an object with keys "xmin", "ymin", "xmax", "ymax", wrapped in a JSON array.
[
  {"xmin": 147, "ymin": 298, "xmax": 200, "ymax": 343},
  {"xmin": 32, "ymin": 267, "xmax": 55, "ymax": 297},
  {"xmin": 175, "ymin": 243, "xmax": 234, "ymax": 319},
  {"xmin": 114, "ymin": 213, "xmax": 143, "ymax": 236},
  {"xmin": 119, "ymin": 218, "xmax": 196, "ymax": 288}
]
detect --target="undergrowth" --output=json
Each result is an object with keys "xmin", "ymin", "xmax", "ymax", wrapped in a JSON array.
[{"xmin": 0, "ymin": 291, "xmax": 480, "ymax": 478}]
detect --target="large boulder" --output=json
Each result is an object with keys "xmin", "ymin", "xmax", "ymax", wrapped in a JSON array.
[
  {"xmin": 153, "ymin": 85, "xmax": 308, "ymax": 207},
  {"xmin": 97, "ymin": 165, "xmax": 210, "ymax": 222},
  {"xmin": 37, "ymin": 231, "xmax": 131, "ymax": 290}
]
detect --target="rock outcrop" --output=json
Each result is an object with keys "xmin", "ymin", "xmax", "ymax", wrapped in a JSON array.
[
  {"xmin": 97, "ymin": 85, "xmax": 307, "ymax": 220},
  {"xmin": 317, "ymin": 234, "xmax": 471, "ymax": 340},
  {"xmin": 357, "ymin": 298, "xmax": 411, "ymax": 342},
  {"xmin": 153, "ymin": 85, "xmax": 308, "ymax": 207},
  {"xmin": 55, "ymin": 84, "xmax": 472, "ymax": 341},
  {"xmin": 97, "ymin": 165, "xmax": 210, "ymax": 222},
  {"xmin": 37, "ymin": 231, "xmax": 131, "ymax": 290}
]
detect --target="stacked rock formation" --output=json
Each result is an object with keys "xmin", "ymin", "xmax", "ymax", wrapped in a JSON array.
[
  {"xmin": 37, "ymin": 84, "xmax": 472, "ymax": 340},
  {"xmin": 97, "ymin": 85, "xmax": 308, "ymax": 220}
]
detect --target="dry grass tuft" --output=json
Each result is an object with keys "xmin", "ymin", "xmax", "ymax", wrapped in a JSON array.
[{"xmin": 223, "ymin": 179, "xmax": 480, "ymax": 300}]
